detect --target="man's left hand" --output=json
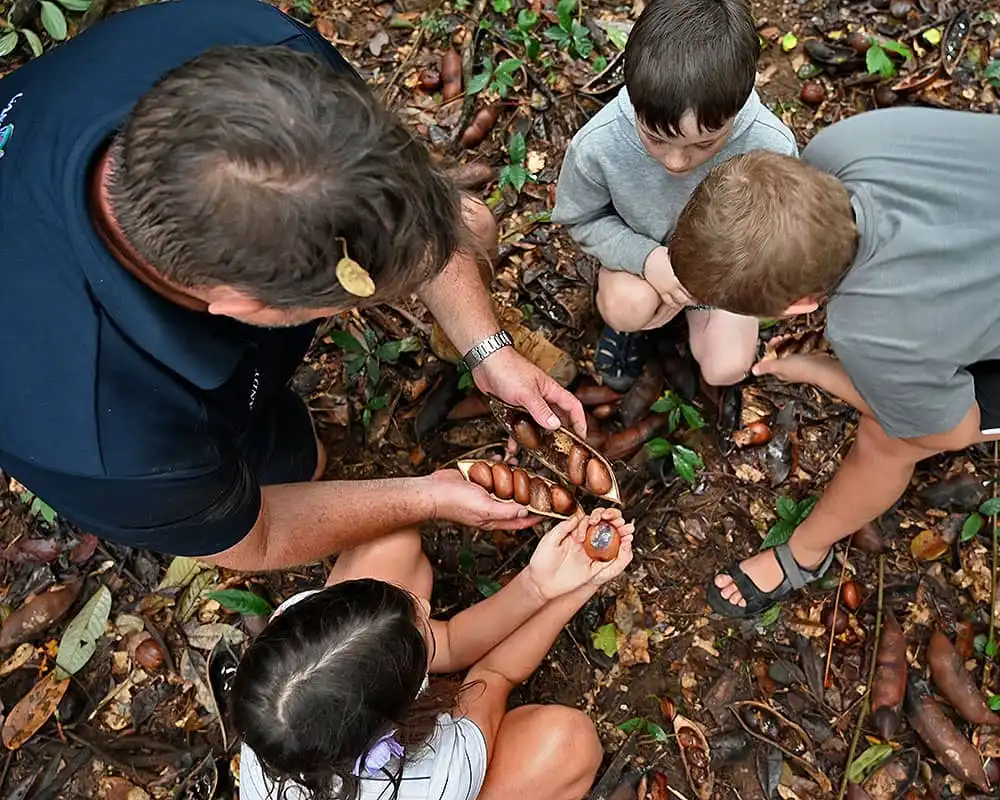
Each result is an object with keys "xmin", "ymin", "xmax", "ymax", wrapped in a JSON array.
[{"xmin": 473, "ymin": 347, "xmax": 587, "ymax": 436}]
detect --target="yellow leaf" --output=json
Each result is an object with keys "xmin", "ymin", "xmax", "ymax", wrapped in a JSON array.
[
  {"xmin": 335, "ymin": 238, "xmax": 376, "ymax": 298},
  {"xmin": 781, "ymin": 32, "xmax": 798, "ymax": 52},
  {"xmin": 1, "ymin": 670, "xmax": 69, "ymax": 750},
  {"xmin": 922, "ymin": 28, "xmax": 942, "ymax": 45}
]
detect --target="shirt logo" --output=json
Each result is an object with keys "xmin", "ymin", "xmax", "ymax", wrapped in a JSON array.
[
  {"xmin": 0, "ymin": 92, "xmax": 23, "ymax": 161},
  {"xmin": 0, "ymin": 125, "xmax": 12, "ymax": 158},
  {"xmin": 248, "ymin": 370, "xmax": 261, "ymax": 411}
]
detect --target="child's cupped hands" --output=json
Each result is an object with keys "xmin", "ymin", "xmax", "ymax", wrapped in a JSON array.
[{"xmin": 526, "ymin": 508, "xmax": 634, "ymax": 600}]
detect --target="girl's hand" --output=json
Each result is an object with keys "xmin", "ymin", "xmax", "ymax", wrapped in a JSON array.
[{"xmin": 527, "ymin": 509, "xmax": 634, "ymax": 599}]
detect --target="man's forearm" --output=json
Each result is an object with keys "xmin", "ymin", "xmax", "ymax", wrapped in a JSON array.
[
  {"xmin": 806, "ymin": 357, "xmax": 873, "ymax": 416},
  {"xmin": 419, "ymin": 249, "xmax": 499, "ymax": 355},
  {"xmin": 208, "ymin": 477, "xmax": 434, "ymax": 571}
]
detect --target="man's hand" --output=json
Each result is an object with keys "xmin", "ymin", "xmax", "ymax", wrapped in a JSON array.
[
  {"xmin": 643, "ymin": 246, "xmax": 692, "ymax": 319},
  {"xmin": 427, "ymin": 469, "xmax": 543, "ymax": 530},
  {"xmin": 473, "ymin": 346, "xmax": 587, "ymax": 436},
  {"xmin": 752, "ymin": 352, "xmax": 836, "ymax": 385}
]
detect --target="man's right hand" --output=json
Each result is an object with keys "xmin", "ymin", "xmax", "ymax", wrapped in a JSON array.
[
  {"xmin": 427, "ymin": 469, "xmax": 542, "ymax": 531},
  {"xmin": 643, "ymin": 246, "xmax": 692, "ymax": 316}
]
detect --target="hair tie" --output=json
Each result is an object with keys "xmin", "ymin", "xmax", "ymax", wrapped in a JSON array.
[{"xmin": 353, "ymin": 731, "xmax": 404, "ymax": 777}]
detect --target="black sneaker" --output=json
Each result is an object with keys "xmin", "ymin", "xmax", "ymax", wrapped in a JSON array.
[{"xmin": 595, "ymin": 326, "xmax": 646, "ymax": 392}]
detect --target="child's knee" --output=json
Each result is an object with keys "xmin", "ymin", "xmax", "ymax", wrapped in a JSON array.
[
  {"xmin": 532, "ymin": 706, "xmax": 603, "ymax": 776},
  {"xmin": 697, "ymin": 350, "xmax": 753, "ymax": 387},
  {"xmin": 596, "ymin": 270, "xmax": 660, "ymax": 331}
]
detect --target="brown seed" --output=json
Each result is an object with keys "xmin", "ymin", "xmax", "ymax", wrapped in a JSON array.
[
  {"xmin": 513, "ymin": 418, "xmax": 541, "ymax": 450},
  {"xmin": 492, "ymin": 463, "xmax": 514, "ymax": 499},
  {"xmin": 529, "ymin": 478, "xmax": 552, "ymax": 512},
  {"xmin": 841, "ymin": 580, "xmax": 863, "ymax": 611},
  {"xmin": 822, "ymin": 604, "xmax": 849, "ymax": 635},
  {"xmin": 549, "ymin": 486, "xmax": 575, "ymax": 514},
  {"xmin": 846, "ymin": 30, "xmax": 871, "ymax": 53},
  {"xmin": 512, "ymin": 469, "xmax": 531, "ymax": 504},
  {"xmin": 889, "ymin": 0, "xmax": 913, "ymax": 17},
  {"xmin": 568, "ymin": 444, "xmax": 588, "ymax": 486},
  {"xmin": 732, "ymin": 421, "xmax": 772, "ymax": 447},
  {"xmin": 418, "ymin": 68, "xmax": 441, "ymax": 92},
  {"xmin": 800, "ymin": 81, "xmax": 826, "ymax": 105},
  {"xmin": 467, "ymin": 461, "xmax": 494, "ymax": 491},
  {"xmin": 134, "ymin": 638, "xmax": 165, "ymax": 671},
  {"xmin": 585, "ymin": 458, "xmax": 613, "ymax": 495},
  {"xmin": 592, "ymin": 403, "xmax": 617, "ymax": 420},
  {"xmin": 874, "ymin": 84, "xmax": 898, "ymax": 107},
  {"xmin": 584, "ymin": 522, "xmax": 620, "ymax": 561}
]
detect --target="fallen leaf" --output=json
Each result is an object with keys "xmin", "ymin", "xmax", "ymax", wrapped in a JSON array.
[
  {"xmin": 368, "ymin": 29, "xmax": 389, "ymax": 57},
  {"xmin": 56, "ymin": 584, "xmax": 112, "ymax": 677},
  {"xmin": 0, "ymin": 579, "xmax": 83, "ymax": 650},
  {"xmin": 526, "ymin": 150, "xmax": 546, "ymax": 173},
  {"xmin": 0, "ymin": 643, "xmax": 36, "ymax": 677},
  {"xmin": 592, "ymin": 623, "xmax": 618, "ymax": 657},
  {"xmin": 1, "ymin": 537, "xmax": 61, "ymax": 564},
  {"xmin": 186, "ymin": 623, "xmax": 245, "ymax": 652},
  {"xmin": 617, "ymin": 629, "xmax": 651, "ymax": 667},
  {"xmin": 781, "ymin": 31, "xmax": 798, "ymax": 51},
  {"xmin": 69, "ymin": 534, "xmax": 100, "ymax": 564},
  {"xmin": 910, "ymin": 528, "xmax": 950, "ymax": 561},
  {"xmin": 100, "ymin": 776, "xmax": 151, "ymax": 800},
  {"xmin": 114, "ymin": 613, "xmax": 146, "ymax": 637},
  {"xmin": 159, "ymin": 556, "xmax": 206, "ymax": 590},
  {"xmin": 177, "ymin": 568, "xmax": 218, "ymax": 624},
  {"xmin": 1, "ymin": 670, "xmax": 69, "ymax": 749}
]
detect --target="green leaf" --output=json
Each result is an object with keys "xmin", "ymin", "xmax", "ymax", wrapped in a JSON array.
[
  {"xmin": 880, "ymin": 38, "xmax": 912, "ymax": 59},
  {"xmin": 988, "ymin": 638, "xmax": 999, "ymax": 659},
  {"xmin": 644, "ymin": 437, "xmax": 673, "ymax": 460},
  {"xmin": 761, "ymin": 520, "xmax": 795, "ymax": 549},
  {"xmin": 467, "ymin": 70, "xmax": 492, "ymax": 94},
  {"xmin": 40, "ymin": 1, "xmax": 68, "ymax": 41},
  {"xmin": 57, "ymin": 0, "xmax": 92, "ymax": 10},
  {"xmin": 556, "ymin": 0, "xmax": 575, "ymax": 32},
  {"xmin": 795, "ymin": 496, "xmax": 818, "ymax": 524},
  {"xmin": 0, "ymin": 30, "xmax": 20, "ymax": 58},
  {"xmin": 458, "ymin": 549, "xmax": 475, "ymax": 574},
  {"xmin": 962, "ymin": 513, "xmax": 985, "ymax": 542},
  {"xmin": 476, "ymin": 577, "xmax": 502, "ymax": 597},
  {"xmin": 516, "ymin": 9, "xmax": 539, "ymax": 31},
  {"xmin": 650, "ymin": 392, "xmax": 677, "ymax": 413},
  {"xmin": 646, "ymin": 721, "xmax": 669, "ymax": 742},
  {"xmin": 681, "ymin": 404, "xmax": 707, "ymax": 431},
  {"xmin": 780, "ymin": 31, "xmax": 798, "ymax": 51},
  {"xmin": 491, "ymin": 0, "xmax": 511, "ymax": 12},
  {"xmin": 159, "ymin": 556, "xmax": 206, "ymax": 590},
  {"xmin": 592, "ymin": 55, "xmax": 608, "ymax": 73},
  {"xmin": 376, "ymin": 335, "xmax": 421, "ymax": 363},
  {"xmin": 667, "ymin": 407, "xmax": 680, "ymax": 434},
  {"xmin": 23, "ymin": 28, "xmax": 43, "ymax": 57},
  {"xmin": 362, "ymin": 407, "xmax": 373, "ymax": 428},
  {"xmin": 367, "ymin": 357, "xmax": 381, "ymax": 387},
  {"xmin": 570, "ymin": 25, "xmax": 593, "ymax": 58},
  {"xmin": 759, "ymin": 604, "xmax": 781, "ymax": 627},
  {"xmin": 866, "ymin": 43, "xmax": 896, "ymax": 78},
  {"xmin": 495, "ymin": 57, "xmax": 523, "ymax": 78},
  {"xmin": 592, "ymin": 623, "xmax": 618, "ymax": 657},
  {"xmin": 205, "ymin": 589, "xmax": 274, "ymax": 617},
  {"xmin": 975, "ymin": 633, "xmax": 989, "ymax": 655},
  {"xmin": 367, "ymin": 395, "xmax": 389, "ymax": 411},
  {"xmin": 606, "ymin": 26, "xmax": 628, "ymax": 50},
  {"xmin": 458, "ymin": 371, "xmax": 475, "ymax": 390},
  {"xmin": 980, "ymin": 498, "xmax": 1000, "ymax": 516},
  {"xmin": 55, "ymin": 585, "xmax": 112, "ymax": 677},
  {"xmin": 177, "ymin": 568, "xmax": 217, "ymax": 623},
  {"xmin": 617, "ymin": 716, "xmax": 645, "ymax": 733},
  {"xmin": 504, "ymin": 164, "xmax": 529, "ymax": 192},
  {"xmin": 508, "ymin": 131, "xmax": 527, "ymax": 164},
  {"xmin": 990, "ymin": 694, "xmax": 1000, "ymax": 711},
  {"xmin": 776, "ymin": 496, "xmax": 798, "ymax": 521},
  {"xmin": 846, "ymin": 743, "xmax": 894, "ymax": 784},
  {"xmin": 328, "ymin": 329, "xmax": 365, "ymax": 354},
  {"xmin": 672, "ymin": 445, "xmax": 702, "ymax": 484},
  {"xmin": 29, "ymin": 496, "xmax": 58, "ymax": 525},
  {"xmin": 986, "ymin": 60, "xmax": 1000, "ymax": 88},
  {"xmin": 545, "ymin": 24, "xmax": 570, "ymax": 45}
]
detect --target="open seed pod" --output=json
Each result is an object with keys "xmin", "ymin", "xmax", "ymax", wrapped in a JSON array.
[
  {"xmin": 487, "ymin": 396, "xmax": 621, "ymax": 503},
  {"xmin": 730, "ymin": 701, "xmax": 832, "ymax": 793},
  {"xmin": 672, "ymin": 714, "xmax": 714, "ymax": 800},
  {"xmin": 457, "ymin": 460, "xmax": 579, "ymax": 519},
  {"xmin": 862, "ymin": 748, "xmax": 919, "ymax": 798}
]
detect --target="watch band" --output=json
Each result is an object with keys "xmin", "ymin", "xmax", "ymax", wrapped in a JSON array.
[{"xmin": 463, "ymin": 331, "xmax": 514, "ymax": 370}]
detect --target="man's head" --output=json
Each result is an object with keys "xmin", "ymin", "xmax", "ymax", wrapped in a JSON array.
[
  {"xmin": 108, "ymin": 46, "xmax": 465, "ymax": 326},
  {"xmin": 669, "ymin": 151, "xmax": 858, "ymax": 317},
  {"xmin": 624, "ymin": 0, "xmax": 760, "ymax": 176}
]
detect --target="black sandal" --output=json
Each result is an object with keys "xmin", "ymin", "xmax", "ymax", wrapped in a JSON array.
[
  {"xmin": 595, "ymin": 326, "xmax": 647, "ymax": 392},
  {"xmin": 706, "ymin": 543, "xmax": 835, "ymax": 618}
]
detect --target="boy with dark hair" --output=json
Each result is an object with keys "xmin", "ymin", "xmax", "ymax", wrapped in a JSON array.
[
  {"xmin": 552, "ymin": 0, "xmax": 797, "ymax": 410},
  {"xmin": 668, "ymin": 107, "xmax": 1000, "ymax": 616}
]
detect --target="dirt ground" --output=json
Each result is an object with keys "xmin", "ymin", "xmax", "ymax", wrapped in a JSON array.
[{"xmin": 0, "ymin": 0, "xmax": 999, "ymax": 797}]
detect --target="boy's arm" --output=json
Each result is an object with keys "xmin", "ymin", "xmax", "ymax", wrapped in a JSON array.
[
  {"xmin": 553, "ymin": 145, "xmax": 660, "ymax": 275},
  {"xmin": 753, "ymin": 353, "xmax": 873, "ymax": 416}
]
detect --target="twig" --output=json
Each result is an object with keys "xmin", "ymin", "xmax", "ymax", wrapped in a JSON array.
[
  {"xmin": 388, "ymin": 304, "xmax": 432, "ymax": 337},
  {"xmin": 381, "ymin": 27, "xmax": 425, "ymax": 111},
  {"xmin": 667, "ymin": 785, "xmax": 691, "ymax": 800},
  {"xmin": 837, "ymin": 553, "xmax": 885, "ymax": 800},
  {"xmin": 983, "ymin": 439, "xmax": 999, "ymax": 690},
  {"xmin": 823, "ymin": 537, "xmax": 853, "ymax": 688},
  {"xmin": 0, "ymin": 751, "xmax": 13, "ymax": 797},
  {"xmin": 451, "ymin": 0, "xmax": 490, "ymax": 149}
]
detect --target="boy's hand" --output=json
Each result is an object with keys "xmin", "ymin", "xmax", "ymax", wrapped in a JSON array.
[
  {"xmin": 643, "ymin": 247, "xmax": 693, "ymax": 314},
  {"xmin": 753, "ymin": 352, "xmax": 837, "ymax": 386},
  {"xmin": 527, "ymin": 509, "xmax": 634, "ymax": 599}
]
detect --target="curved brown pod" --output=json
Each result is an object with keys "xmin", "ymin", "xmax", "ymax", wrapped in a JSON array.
[
  {"xmin": 459, "ymin": 106, "xmax": 499, "ymax": 149},
  {"xmin": 927, "ymin": 631, "xmax": 1000, "ymax": 726},
  {"xmin": 905, "ymin": 678, "xmax": 989, "ymax": 791},
  {"xmin": 672, "ymin": 714, "xmax": 714, "ymax": 800},
  {"xmin": 870, "ymin": 609, "xmax": 906, "ymax": 740},
  {"xmin": 440, "ymin": 50, "xmax": 463, "ymax": 102},
  {"xmin": 457, "ymin": 460, "xmax": 577, "ymax": 520},
  {"xmin": 574, "ymin": 384, "xmax": 622, "ymax": 407},
  {"xmin": 487, "ymin": 396, "xmax": 621, "ymax": 503}
]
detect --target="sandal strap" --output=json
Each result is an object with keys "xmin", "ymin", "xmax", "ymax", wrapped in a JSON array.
[{"xmin": 775, "ymin": 543, "xmax": 834, "ymax": 589}]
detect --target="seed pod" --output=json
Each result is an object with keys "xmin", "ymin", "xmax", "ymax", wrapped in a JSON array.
[
  {"xmin": 550, "ymin": 486, "xmax": 575, "ymax": 514},
  {"xmin": 467, "ymin": 461, "xmax": 494, "ymax": 491},
  {"xmin": 862, "ymin": 749, "xmax": 919, "ymax": 799},
  {"xmin": 602, "ymin": 413, "xmax": 671, "ymax": 462},
  {"xmin": 574, "ymin": 384, "xmax": 622, "ymax": 406},
  {"xmin": 730, "ymin": 701, "xmax": 831, "ymax": 792},
  {"xmin": 512, "ymin": 469, "xmax": 531, "ymax": 505},
  {"xmin": 440, "ymin": 50, "xmax": 463, "ymax": 102},
  {"xmin": 592, "ymin": 403, "xmax": 617, "ymax": 420},
  {"xmin": 927, "ymin": 631, "xmax": 1000, "ymax": 726},
  {"xmin": 460, "ymin": 106, "xmax": 499, "ymax": 149},
  {"xmin": 568, "ymin": 445, "xmax": 588, "ymax": 486},
  {"xmin": 584, "ymin": 522, "xmax": 620, "ymax": 562},
  {"xmin": 418, "ymin": 69, "xmax": 441, "ymax": 92},
  {"xmin": 619, "ymin": 362, "xmax": 664, "ymax": 427},
  {"xmin": 529, "ymin": 478, "xmax": 552, "ymax": 512},
  {"xmin": 513, "ymin": 419, "xmax": 541, "ymax": 450},
  {"xmin": 846, "ymin": 782, "xmax": 873, "ymax": 800},
  {"xmin": 586, "ymin": 458, "xmax": 613, "ymax": 495},
  {"xmin": 871, "ymin": 609, "xmax": 906, "ymax": 740},
  {"xmin": 492, "ymin": 463, "xmax": 514, "ymax": 499},
  {"xmin": 672, "ymin": 714, "xmax": 714, "ymax": 800},
  {"xmin": 488, "ymin": 397, "xmax": 621, "ymax": 503},
  {"xmin": 732, "ymin": 421, "xmax": 772, "ymax": 447}
]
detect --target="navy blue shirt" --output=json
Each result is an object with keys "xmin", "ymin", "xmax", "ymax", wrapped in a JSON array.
[{"xmin": 0, "ymin": 0, "xmax": 354, "ymax": 555}]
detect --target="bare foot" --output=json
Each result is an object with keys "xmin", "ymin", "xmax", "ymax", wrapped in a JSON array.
[{"xmin": 713, "ymin": 540, "xmax": 830, "ymax": 608}]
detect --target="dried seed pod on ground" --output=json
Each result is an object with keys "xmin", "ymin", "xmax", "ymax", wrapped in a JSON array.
[
  {"xmin": 871, "ymin": 609, "xmax": 907, "ymax": 740},
  {"xmin": 458, "ymin": 460, "xmax": 578, "ymax": 519},
  {"xmin": 730, "ymin": 700, "xmax": 832, "ymax": 793},
  {"xmin": 619, "ymin": 362, "xmax": 664, "ymax": 428},
  {"xmin": 672, "ymin": 714, "xmax": 714, "ymax": 800},
  {"xmin": 862, "ymin": 748, "xmax": 918, "ymax": 799},
  {"xmin": 928, "ymin": 631, "xmax": 1000, "ymax": 726},
  {"xmin": 488, "ymin": 397, "xmax": 620, "ymax": 503}
]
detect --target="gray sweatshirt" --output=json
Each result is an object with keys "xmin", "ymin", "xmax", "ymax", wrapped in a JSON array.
[{"xmin": 552, "ymin": 89, "xmax": 798, "ymax": 274}]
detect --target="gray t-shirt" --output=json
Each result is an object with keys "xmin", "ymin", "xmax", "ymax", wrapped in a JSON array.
[
  {"xmin": 809, "ymin": 108, "xmax": 1000, "ymax": 439},
  {"xmin": 552, "ymin": 88, "xmax": 798, "ymax": 274}
]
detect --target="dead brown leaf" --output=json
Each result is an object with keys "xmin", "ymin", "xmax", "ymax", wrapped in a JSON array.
[
  {"xmin": 1, "ymin": 669, "xmax": 70, "ymax": 749},
  {"xmin": 0, "ymin": 578, "xmax": 82, "ymax": 650}
]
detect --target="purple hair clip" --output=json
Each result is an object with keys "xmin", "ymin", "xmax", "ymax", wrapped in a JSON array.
[{"xmin": 353, "ymin": 731, "xmax": 405, "ymax": 777}]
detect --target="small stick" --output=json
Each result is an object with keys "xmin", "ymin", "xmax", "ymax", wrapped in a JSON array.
[
  {"xmin": 823, "ymin": 537, "xmax": 853, "ymax": 688},
  {"xmin": 983, "ymin": 439, "xmax": 999, "ymax": 690},
  {"xmin": 836, "ymin": 553, "xmax": 885, "ymax": 800}
]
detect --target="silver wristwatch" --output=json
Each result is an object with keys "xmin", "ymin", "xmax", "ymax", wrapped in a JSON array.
[{"xmin": 463, "ymin": 331, "xmax": 514, "ymax": 370}]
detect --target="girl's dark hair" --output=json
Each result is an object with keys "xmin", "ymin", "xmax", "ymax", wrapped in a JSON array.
[
  {"xmin": 232, "ymin": 580, "xmax": 459, "ymax": 800},
  {"xmin": 108, "ymin": 46, "xmax": 468, "ymax": 310}
]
